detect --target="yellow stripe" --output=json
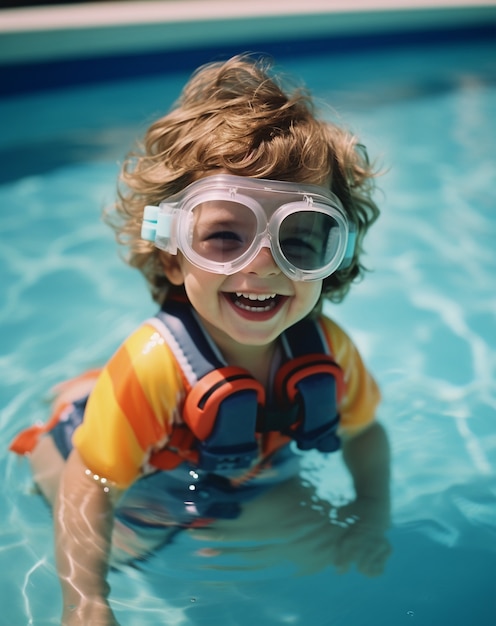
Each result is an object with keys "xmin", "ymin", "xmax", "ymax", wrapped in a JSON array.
[
  {"xmin": 73, "ymin": 368, "xmax": 145, "ymax": 487},
  {"xmin": 125, "ymin": 323, "xmax": 184, "ymax": 432}
]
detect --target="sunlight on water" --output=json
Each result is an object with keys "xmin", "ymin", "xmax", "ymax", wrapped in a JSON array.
[{"xmin": 0, "ymin": 39, "xmax": 495, "ymax": 625}]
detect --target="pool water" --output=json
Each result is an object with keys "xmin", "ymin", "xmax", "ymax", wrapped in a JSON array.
[{"xmin": 1, "ymin": 38, "xmax": 495, "ymax": 625}]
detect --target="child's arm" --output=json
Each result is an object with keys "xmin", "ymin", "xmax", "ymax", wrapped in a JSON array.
[
  {"xmin": 341, "ymin": 421, "xmax": 390, "ymax": 504},
  {"xmin": 54, "ymin": 448, "xmax": 121, "ymax": 626},
  {"xmin": 189, "ymin": 424, "xmax": 390, "ymax": 575},
  {"xmin": 335, "ymin": 421, "xmax": 391, "ymax": 576}
]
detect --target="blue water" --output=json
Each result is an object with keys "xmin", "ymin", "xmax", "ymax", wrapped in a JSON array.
[{"xmin": 1, "ymin": 39, "xmax": 495, "ymax": 625}]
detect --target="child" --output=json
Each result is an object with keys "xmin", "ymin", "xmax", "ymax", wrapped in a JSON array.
[{"xmin": 10, "ymin": 55, "xmax": 390, "ymax": 626}]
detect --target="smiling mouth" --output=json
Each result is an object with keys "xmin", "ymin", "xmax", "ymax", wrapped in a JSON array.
[{"xmin": 228, "ymin": 292, "xmax": 283, "ymax": 312}]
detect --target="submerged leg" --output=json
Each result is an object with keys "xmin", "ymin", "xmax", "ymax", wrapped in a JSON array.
[{"xmin": 29, "ymin": 436, "xmax": 65, "ymax": 506}]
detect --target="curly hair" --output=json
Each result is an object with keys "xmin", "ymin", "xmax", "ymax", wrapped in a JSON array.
[{"xmin": 106, "ymin": 54, "xmax": 380, "ymax": 306}]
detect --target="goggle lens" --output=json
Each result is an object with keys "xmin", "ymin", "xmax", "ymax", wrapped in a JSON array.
[
  {"xmin": 278, "ymin": 211, "xmax": 340, "ymax": 271},
  {"xmin": 190, "ymin": 201, "xmax": 258, "ymax": 263}
]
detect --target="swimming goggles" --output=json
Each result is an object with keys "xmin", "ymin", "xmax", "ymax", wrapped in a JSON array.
[{"xmin": 141, "ymin": 174, "xmax": 356, "ymax": 282}]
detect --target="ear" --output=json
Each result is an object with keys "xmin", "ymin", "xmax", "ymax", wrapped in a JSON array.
[{"xmin": 159, "ymin": 251, "xmax": 184, "ymax": 286}]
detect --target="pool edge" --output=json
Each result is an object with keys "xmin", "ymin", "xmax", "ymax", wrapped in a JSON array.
[
  {"xmin": 0, "ymin": 2, "xmax": 494, "ymax": 97},
  {"xmin": 1, "ymin": 2, "xmax": 495, "ymax": 64}
]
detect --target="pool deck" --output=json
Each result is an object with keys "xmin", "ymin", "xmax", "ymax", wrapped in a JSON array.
[
  {"xmin": 2, "ymin": 0, "xmax": 495, "ymax": 29},
  {"xmin": 1, "ymin": 0, "xmax": 495, "ymax": 65}
]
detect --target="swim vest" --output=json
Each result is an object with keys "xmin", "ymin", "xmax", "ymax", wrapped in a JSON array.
[{"xmin": 145, "ymin": 300, "xmax": 344, "ymax": 473}]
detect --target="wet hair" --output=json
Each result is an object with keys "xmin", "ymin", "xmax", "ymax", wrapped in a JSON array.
[{"xmin": 106, "ymin": 54, "xmax": 380, "ymax": 307}]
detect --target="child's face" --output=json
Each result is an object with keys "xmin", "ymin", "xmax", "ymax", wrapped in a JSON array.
[{"xmin": 163, "ymin": 247, "xmax": 323, "ymax": 354}]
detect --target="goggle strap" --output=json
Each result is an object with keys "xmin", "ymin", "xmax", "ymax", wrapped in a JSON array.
[
  {"xmin": 156, "ymin": 208, "xmax": 179, "ymax": 253},
  {"xmin": 141, "ymin": 205, "xmax": 159, "ymax": 241},
  {"xmin": 141, "ymin": 205, "xmax": 179, "ymax": 254}
]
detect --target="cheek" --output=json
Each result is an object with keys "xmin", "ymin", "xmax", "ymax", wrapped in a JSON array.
[
  {"xmin": 300, "ymin": 283, "xmax": 323, "ymax": 311},
  {"xmin": 182, "ymin": 270, "xmax": 224, "ymax": 303}
]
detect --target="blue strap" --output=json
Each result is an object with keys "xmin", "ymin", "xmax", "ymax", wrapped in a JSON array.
[
  {"xmin": 292, "ymin": 374, "xmax": 341, "ymax": 452},
  {"xmin": 283, "ymin": 317, "xmax": 325, "ymax": 356},
  {"xmin": 279, "ymin": 318, "xmax": 341, "ymax": 452},
  {"xmin": 157, "ymin": 300, "xmax": 223, "ymax": 378}
]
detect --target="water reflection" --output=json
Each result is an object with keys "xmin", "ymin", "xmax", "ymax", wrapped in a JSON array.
[{"xmin": 109, "ymin": 425, "xmax": 391, "ymax": 582}]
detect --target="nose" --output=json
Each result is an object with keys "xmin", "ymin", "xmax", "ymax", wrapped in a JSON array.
[{"xmin": 243, "ymin": 246, "xmax": 281, "ymax": 277}]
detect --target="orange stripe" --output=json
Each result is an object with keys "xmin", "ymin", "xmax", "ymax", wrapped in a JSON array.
[
  {"xmin": 107, "ymin": 344, "xmax": 163, "ymax": 451},
  {"xmin": 9, "ymin": 424, "xmax": 45, "ymax": 454}
]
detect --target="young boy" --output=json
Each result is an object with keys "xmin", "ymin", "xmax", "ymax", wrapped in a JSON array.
[{"xmin": 10, "ymin": 55, "xmax": 390, "ymax": 625}]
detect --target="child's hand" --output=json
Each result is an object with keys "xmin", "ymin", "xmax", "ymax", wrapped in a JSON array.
[
  {"xmin": 189, "ymin": 502, "xmax": 335, "ymax": 576},
  {"xmin": 335, "ymin": 422, "xmax": 392, "ymax": 576},
  {"xmin": 327, "ymin": 497, "xmax": 391, "ymax": 577},
  {"xmin": 188, "ymin": 479, "xmax": 391, "ymax": 577}
]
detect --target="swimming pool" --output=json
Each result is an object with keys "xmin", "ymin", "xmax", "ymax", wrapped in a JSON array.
[{"xmin": 1, "ymin": 4, "xmax": 495, "ymax": 625}]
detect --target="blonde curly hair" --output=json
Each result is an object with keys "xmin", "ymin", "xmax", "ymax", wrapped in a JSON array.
[{"xmin": 106, "ymin": 54, "xmax": 380, "ymax": 306}]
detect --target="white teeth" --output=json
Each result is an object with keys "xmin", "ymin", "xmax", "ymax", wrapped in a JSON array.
[
  {"xmin": 232, "ymin": 292, "xmax": 278, "ymax": 313},
  {"xmin": 235, "ymin": 292, "xmax": 277, "ymax": 301}
]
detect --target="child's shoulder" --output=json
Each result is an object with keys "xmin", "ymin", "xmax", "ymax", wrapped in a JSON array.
[
  {"xmin": 112, "ymin": 317, "xmax": 184, "ymax": 384},
  {"xmin": 316, "ymin": 314, "xmax": 381, "ymax": 430},
  {"xmin": 316, "ymin": 313, "xmax": 356, "ymax": 359}
]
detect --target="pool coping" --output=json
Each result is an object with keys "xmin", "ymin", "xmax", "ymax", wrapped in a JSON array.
[
  {"xmin": 1, "ymin": 0, "xmax": 495, "ymax": 65},
  {"xmin": 0, "ymin": 1, "xmax": 494, "ymax": 97}
]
